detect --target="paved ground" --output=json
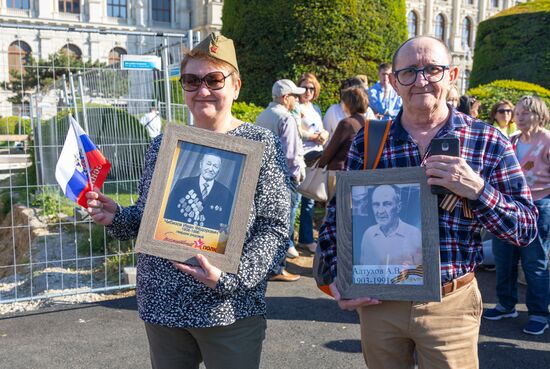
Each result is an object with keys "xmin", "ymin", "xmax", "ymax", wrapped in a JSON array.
[{"xmin": 0, "ymin": 255, "xmax": 549, "ymax": 369}]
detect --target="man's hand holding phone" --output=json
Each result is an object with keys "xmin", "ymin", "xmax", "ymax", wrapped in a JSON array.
[{"xmin": 425, "ymin": 137, "xmax": 485, "ymax": 201}]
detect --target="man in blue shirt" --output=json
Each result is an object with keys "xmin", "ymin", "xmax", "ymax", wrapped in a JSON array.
[{"xmin": 368, "ymin": 63, "xmax": 402, "ymax": 120}]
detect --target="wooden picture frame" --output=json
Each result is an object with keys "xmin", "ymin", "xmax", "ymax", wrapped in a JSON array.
[
  {"xmin": 136, "ymin": 124, "xmax": 265, "ymax": 273},
  {"xmin": 335, "ymin": 167, "xmax": 441, "ymax": 302}
]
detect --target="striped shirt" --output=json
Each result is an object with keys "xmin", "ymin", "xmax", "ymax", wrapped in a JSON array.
[{"xmin": 318, "ymin": 108, "xmax": 539, "ymax": 284}]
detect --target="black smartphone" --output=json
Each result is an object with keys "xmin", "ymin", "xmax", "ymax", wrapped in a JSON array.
[{"xmin": 429, "ymin": 137, "xmax": 460, "ymax": 195}]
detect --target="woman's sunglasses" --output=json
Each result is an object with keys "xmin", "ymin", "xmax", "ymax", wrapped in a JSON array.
[
  {"xmin": 496, "ymin": 109, "xmax": 513, "ymax": 114},
  {"xmin": 179, "ymin": 72, "xmax": 233, "ymax": 92}
]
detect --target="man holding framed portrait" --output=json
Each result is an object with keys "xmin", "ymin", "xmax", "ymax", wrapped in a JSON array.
[{"xmin": 318, "ymin": 36, "xmax": 539, "ymax": 369}]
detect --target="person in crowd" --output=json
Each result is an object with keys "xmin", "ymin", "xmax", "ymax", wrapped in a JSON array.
[
  {"xmin": 255, "ymin": 79, "xmax": 306, "ymax": 281},
  {"xmin": 446, "ymin": 84, "xmax": 460, "ymax": 108},
  {"xmin": 318, "ymin": 86, "xmax": 369, "ymax": 200},
  {"xmin": 140, "ymin": 105, "xmax": 162, "ymax": 138},
  {"xmin": 164, "ymin": 152, "xmax": 233, "ymax": 230},
  {"xmin": 355, "ymin": 74, "xmax": 370, "ymax": 89},
  {"xmin": 488, "ymin": 100, "xmax": 517, "ymax": 137},
  {"xmin": 354, "ymin": 74, "xmax": 377, "ymax": 120},
  {"xmin": 323, "ymin": 77, "xmax": 363, "ymax": 140},
  {"xmin": 359, "ymin": 185, "xmax": 422, "ymax": 266},
  {"xmin": 368, "ymin": 62, "xmax": 402, "ymax": 120},
  {"xmin": 295, "ymin": 73, "xmax": 328, "ymax": 254},
  {"xmin": 483, "ymin": 95, "xmax": 550, "ymax": 336},
  {"xmin": 458, "ymin": 95, "xmax": 481, "ymax": 118},
  {"xmin": 318, "ymin": 36, "xmax": 538, "ymax": 369},
  {"xmin": 85, "ymin": 33, "xmax": 291, "ymax": 369}
]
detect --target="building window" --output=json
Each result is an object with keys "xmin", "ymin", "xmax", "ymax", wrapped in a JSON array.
[
  {"xmin": 462, "ymin": 17, "xmax": 472, "ymax": 48},
  {"xmin": 59, "ymin": 0, "xmax": 80, "ymax": 14},
  {"xmin": 153, "ymin": 0, "xmax": 171, "ymax": 22},
  {"xmin": 407, "ymin": 11, "xmax": 418, "ymax": 39},
  {"xmin": 465, "ymin": 0, "xmax": 474, "ymax": 4},
  {"xmin": 8, "ymin": 41, "xmax": 32, "ymax": 77},
  {"xmin": 107, "ymin": 0, "xmax": 127, "ymax": 18},
  {"xmin": 491, "ymin": 0, "xmax": 499, "ymax": 7},
  {"xmin": 108, "ymin": 47, "xmax": 127, "ymax": 65},
  {"xmin": 434, "ymin": 14, "xmax": 446, "ymax": 42},
  {"xmin": 60, "ymin": 44, "xmax": 82, "ymax": 60},
  {"xmin": 7, "ymin": 0, "xmax": 30, "ymax": 9}
]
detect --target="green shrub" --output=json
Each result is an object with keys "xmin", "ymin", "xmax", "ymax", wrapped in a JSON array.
[
  {"xmin": 231, "ymin": 101, "xmax": 264, "ymax": 123},
  {"xmin": 222, "ymin": 0, "xmax": 407, "ymax": 111},
  {"xmin": 0, "ymin": 116, "xmax": 32, "ymax": 136},
  {"xmin": 470, "ymin": 0, "xmax": 550, "ymax": 89},
  {"xmin": 467, "ymin": 79, "xmax": 550, "ymax": 121},
  {"xmin": 30, "ymin": 187, "xmax": 73, "ymax": 219}
]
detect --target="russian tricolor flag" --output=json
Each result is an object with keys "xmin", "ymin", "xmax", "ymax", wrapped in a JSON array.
[{"xmin": 55, "ymin": 116, "xmax": 111, "ymax": 208}]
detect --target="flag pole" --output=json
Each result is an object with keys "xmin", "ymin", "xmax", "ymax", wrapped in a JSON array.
[{"xmin": 68, "ymin": 72, "xmax": 94, "ymax": 195}]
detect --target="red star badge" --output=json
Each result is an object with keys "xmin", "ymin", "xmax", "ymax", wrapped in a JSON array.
[{"xmin": 193, "ymin": 239, "xmax": 204, "ymax": 249}]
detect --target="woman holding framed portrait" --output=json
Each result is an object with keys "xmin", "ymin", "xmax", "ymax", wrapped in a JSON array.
[{"xmin": 85, "ymin": 33, "xmax": 291, "ymax": 369}]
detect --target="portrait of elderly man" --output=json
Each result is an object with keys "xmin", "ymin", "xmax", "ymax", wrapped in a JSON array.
[
  {"xmin": 359, "ymin": 185, "xmax": 422, "ymax": 266},
  {"xmin": 318, "ymin": 35, "xmax": 538, "ymax": 369},
  {"xmin": 164, "ymin": 151, "xmax": 234, "ymax": 231}
]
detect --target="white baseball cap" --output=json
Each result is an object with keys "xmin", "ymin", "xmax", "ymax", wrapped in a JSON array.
[{"xmin": 272, "ymin": 79, "xmax": 306, "ymax": 97}]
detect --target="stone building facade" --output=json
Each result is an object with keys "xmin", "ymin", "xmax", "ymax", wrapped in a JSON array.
[
  {"xmin": 0, "ymin": 0, "xmax": 223, "ymax": 114},
  {"xmin": 406, "ymin": 0, "xmax": 525, "ymax": 92}
]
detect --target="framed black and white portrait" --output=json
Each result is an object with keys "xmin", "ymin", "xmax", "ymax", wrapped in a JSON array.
[
  {"xmin": 335, "ymin": 167, "xmax": 441, "ymax": 302},
  {"xmin": 136, "ymin": 124, "xmax": 265, "ymax": 273}
]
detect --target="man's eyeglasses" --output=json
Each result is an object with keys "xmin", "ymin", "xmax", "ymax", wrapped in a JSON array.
[
  {"xmin": 179, "ymin": 72, "xmax": 233, "ymax": 92},
  {"xmin": 393, "ymin": 64, "xmax": 450, "ymax": 86},
  {"xmin": 496, "ymin": 109, "xmax": 513, "ymax": 114}
]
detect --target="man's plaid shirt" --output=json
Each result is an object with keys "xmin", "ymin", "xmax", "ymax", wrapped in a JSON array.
[{"xmin": 318, "ymin": 109, "xmax": 539, "ymax": 285}]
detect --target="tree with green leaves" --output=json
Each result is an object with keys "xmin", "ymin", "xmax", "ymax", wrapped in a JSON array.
[{"xmin": 222, "ymin": 0, "xmax": 407, "ymax": 111}]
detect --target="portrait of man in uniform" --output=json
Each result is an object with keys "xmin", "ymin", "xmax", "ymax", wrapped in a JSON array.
[
  {"xmin": 164, "ymin": 151, "xmax": 235, "ymax": 231},
  {"xmin": 356, "ymin": 184, "xmax": 422, "ymax": 266}
]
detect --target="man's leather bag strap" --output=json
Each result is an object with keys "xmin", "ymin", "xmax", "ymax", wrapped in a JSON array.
[
  {"xmin": 363, "ymin": 119, "xmax": 392, "ymax": 170},
  {"xmin": 317, "ymin": 119, "xmax": 391, "ymax": 298}
]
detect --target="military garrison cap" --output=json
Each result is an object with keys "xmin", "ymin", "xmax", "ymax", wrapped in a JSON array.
[{"xmin": 193, "ymin": 32, "xmax": 239, "ymax": 72}]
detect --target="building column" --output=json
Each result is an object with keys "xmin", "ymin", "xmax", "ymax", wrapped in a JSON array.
[
  {"xmin": 424, "ymin": 0, "xmax": 434, "ymax": 36},
  {"xmin": 88, "ymin": 0, "xmax": 103, "ymax": 23},
  {"xmin": 171, "ymin": 0, "xmax": 176, "ymax": 28},
  {"xmin": 0, "ymin": 0, "xmax": 7, "ymax": 16},
  {"xmin": 479, "ymin": 0, "xmax": 487, "ymax": 22},
  {"xmin": 451, "ymin": 0, "xmax": 462, "ymax": 51}
]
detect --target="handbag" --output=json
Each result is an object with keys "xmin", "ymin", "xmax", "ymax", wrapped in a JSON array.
[
  {"xmin": 297, "ymin": 159, "xmax": 328, "ymax": 202},
  {"xmin": 313, "ymin": 119, "xmax": 392, "ymax": 296}
]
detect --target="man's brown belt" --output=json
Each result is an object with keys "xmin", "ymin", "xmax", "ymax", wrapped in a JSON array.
[{"xmin": 441, "ymin": 272, "xmax": 475, "ymax": 296}]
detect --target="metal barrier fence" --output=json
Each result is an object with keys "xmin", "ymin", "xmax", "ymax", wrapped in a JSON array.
[{"xmin": 0, "ymin": 24, "xmax": 197, "ymax": 304}]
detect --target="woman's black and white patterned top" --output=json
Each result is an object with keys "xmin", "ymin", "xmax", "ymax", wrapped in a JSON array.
[{"xmin": 107, "ymin": 123, "xmax": 290, "ymax": 328}]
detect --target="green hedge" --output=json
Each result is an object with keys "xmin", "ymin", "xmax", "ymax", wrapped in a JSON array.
[
  {"xmin": 470, "ymin": 0, "xmax": 550, "ymax": 89},
  {"xmin": 231, "ymin": 101, "xmax": 264, "ymax": 123},
  {"xmin": 467, "ymin": 79, "xmax": 550, "ymax": 121},
  {"xmin": 222, "ymin": 0, "xmax": 407, "ymax": 111}
]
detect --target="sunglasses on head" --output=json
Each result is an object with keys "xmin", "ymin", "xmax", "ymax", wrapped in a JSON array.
[
  {"xmin": 497, "ymin": 109, "xmax": 513, "ymax": 114},
  {"xmin": 179, "ymin": 71, "xmax": 233, "ymax": 92}
]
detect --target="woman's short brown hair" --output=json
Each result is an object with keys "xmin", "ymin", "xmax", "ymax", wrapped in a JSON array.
[
  {"xmin": 341, "ymin": 86, "xmax": 369, "ymax": 115},
  {"xmin": 297, "ymin": 73, "xmax": 321, "ymax": 100}
]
